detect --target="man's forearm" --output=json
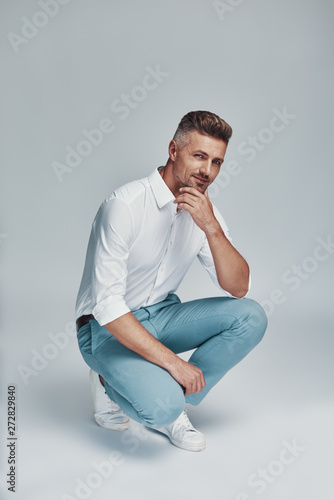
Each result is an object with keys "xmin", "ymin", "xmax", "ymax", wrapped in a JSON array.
[
  {"xmin": 104, "ymin": 312, "xmax": 177, "ymax": 370},
  {"xmin": 103, "ymin": 312, "xmax": 206, "ymax": 395},
  {"xmin": 205, "ymin": 222, "xmax": 250, "ymax": 298}
]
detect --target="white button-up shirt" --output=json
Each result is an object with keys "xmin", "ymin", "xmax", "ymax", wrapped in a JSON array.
[{"xmin": 75, "ymin": 167, "xmax": 244, "ymax": 326}]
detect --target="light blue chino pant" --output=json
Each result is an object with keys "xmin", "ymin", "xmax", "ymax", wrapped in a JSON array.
[{"xmin": 77, "ymin": 294, "xmax": 268, "ymax": 429}]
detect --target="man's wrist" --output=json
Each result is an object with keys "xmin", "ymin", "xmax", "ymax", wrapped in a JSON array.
[
  {"xmin": 162, "ymin": 352, "xmax": 182, "ymax": 372},
  {"xmin": 204, "ymin": 219, "xmax": 224, "ymax": 238}
]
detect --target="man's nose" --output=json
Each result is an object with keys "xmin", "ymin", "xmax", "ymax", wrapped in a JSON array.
[{"xmin": 199, "ymin": 161, "xmax": 211, "ymax": 177}]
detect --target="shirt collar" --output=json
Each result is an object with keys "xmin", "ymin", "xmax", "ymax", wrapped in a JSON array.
[{"xmin": 148, "ymin": 166, "xmax": 175, "ymax": 209}]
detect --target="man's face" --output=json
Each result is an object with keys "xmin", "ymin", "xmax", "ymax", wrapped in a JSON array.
[{"xmin": 169, "ymin": 130, "xmax": 227, "ymax": 195}]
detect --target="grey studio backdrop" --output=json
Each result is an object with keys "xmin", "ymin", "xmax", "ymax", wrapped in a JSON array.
[{"xmin": 1, "ymin": 0, "xmax": 333, "ymax": 499}]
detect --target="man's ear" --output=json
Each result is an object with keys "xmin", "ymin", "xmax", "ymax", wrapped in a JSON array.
[{"xmin": 168, "ymin": 140, "xmax": 177, "ymax": 161}]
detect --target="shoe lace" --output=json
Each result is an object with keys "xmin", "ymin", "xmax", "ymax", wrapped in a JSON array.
[
  {"xmin": 173, "ymin": 410, "xmax": 196, "ymax": 433},
  {"xmin": 105, "ymin": 393, "xmax": 121, "ymax": 414}
]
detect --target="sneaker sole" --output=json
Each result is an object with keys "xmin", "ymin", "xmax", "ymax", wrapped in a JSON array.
[
  {"xmin": 153, "ymin": 429, "xmax": 206, "ymax": 452},
  {"xmin": 94, "ymin": 415, "xmax": 130, "ymax": 431},
  {"xmin": 167, "ymin": 436, "xmax": 206, "ymax": 452}
]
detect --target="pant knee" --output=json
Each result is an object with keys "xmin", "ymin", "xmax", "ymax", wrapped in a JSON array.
[
  {"xmin": 226, "ymin": 298, "xmax": 268, "ymax": 347},
  {"xmin": 243, "ymin": 299, "xmax": 268, "ymax": 345}
]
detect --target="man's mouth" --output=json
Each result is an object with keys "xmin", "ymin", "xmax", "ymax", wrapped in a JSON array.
[{"xmin": 193, "ymin": 175, "xmax": 209, "ymax": 184}]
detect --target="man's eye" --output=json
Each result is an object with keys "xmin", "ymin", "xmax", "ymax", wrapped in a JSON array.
[{"xmin": 195, "ymin": 154, "xmax": 203, "ymax": 158}]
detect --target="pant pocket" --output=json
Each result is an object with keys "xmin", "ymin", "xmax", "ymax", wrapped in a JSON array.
[
  {"xmin": 90, "ymin": 319, "xmax": 115, "ymax": 354},
  {"xmin": 77, "ymin": 322, "xmax": 93, "ymax": 355}
]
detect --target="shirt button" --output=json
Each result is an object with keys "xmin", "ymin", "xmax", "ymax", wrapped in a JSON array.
[
  {"xmin": 160, "ymin": 266, "xmax": 164, "ymax": 272},
  {"xmin": 169, "ymin": 241, "xmax": 173, "ymax": 246}
]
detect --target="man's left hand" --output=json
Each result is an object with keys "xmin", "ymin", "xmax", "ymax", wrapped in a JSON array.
[{"xmin": 174, "ymin": 187, "xmax": 218, "ymax": 234}]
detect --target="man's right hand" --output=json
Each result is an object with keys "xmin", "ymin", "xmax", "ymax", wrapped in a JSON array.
[{"xmin": 167, "ymin": 358, "xmax": 206, "ymax": 396}]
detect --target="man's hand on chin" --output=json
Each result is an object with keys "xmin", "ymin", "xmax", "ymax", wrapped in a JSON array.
[{"xmin": 173, "ymin": 186, "xmax": 219, "ymax": 234}]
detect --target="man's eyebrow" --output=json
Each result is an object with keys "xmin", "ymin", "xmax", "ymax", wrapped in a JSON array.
[
  {"xmin": 194, "ymin": 149, "xmax": 208, "ymax": 156},
  {"xmin": 188, "ymin": 148, "xmax": 210, "ymax": 158}
]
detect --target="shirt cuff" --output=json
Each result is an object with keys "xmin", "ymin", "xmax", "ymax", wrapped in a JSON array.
[{"xmin": 92, "ymin": 295, "xmax": 131, "ymax": 326}]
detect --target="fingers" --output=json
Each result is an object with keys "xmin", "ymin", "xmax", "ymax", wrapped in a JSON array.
[
  {"xmin": 179, "ymin": 186, "xmax": 201, "ymax": 195},
  {"xmin": 174, "ymin": 187, "xmax": 210, "ymax": 207},
  {"xmin": 178, "ymin": 186, "xmax": 210, "ymax": 201},
  {"xmin": 183, "ymin": 365, "xmax": 206, "ymax": 396},
  {"xmin": 174, "ymin": 193, "xmax": 204, "ymax": 212},
  {"xmin": 184, "ymin": 380, "xmax": 204, "ymax": 397},
  {"xmin": 169, "ymin": 359, "xmax": 206, "ymax": 396},
  {"xmin": 175, "ymin": 187, "xmax": 201, "ymax": 203},
  {"xmin": 174, "ymin": 191, "xmax": 198, "ymax": 204}
]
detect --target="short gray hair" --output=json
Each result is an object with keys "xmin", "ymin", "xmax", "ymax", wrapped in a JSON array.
[{"xmin": 173, "ymin": 110, "xmax": 233, "ymax": 148}]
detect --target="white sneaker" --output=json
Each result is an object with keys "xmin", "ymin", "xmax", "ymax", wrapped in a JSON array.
[
  {"xmin": 89, "ymin": 369, "xmax": 129, "ymax": 431},
  {"xmin": 156, "ymin": 410, "xmax": 206, "ymax": 451}
]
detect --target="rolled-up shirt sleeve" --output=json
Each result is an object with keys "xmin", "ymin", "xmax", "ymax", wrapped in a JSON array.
[
  {"xmin": 91, "ymin": 197, "xmax": 134, "ymax": 325},
  {"xmin": 197, "ymin": 205, "xmax": 251, "ymax": 298}
]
